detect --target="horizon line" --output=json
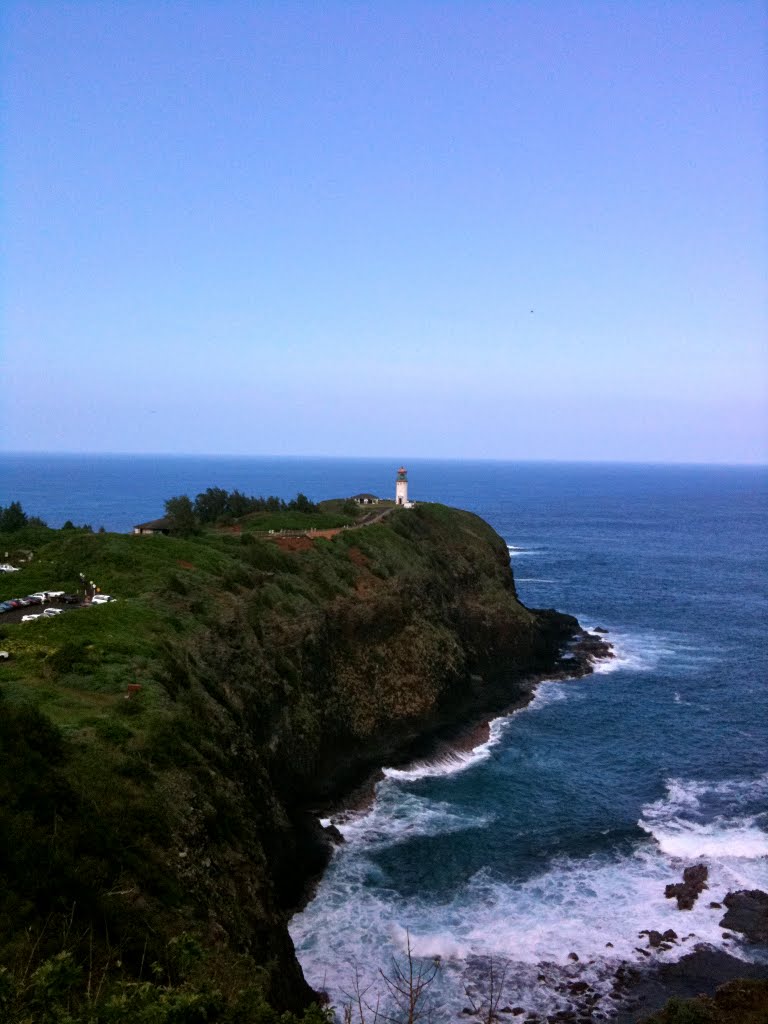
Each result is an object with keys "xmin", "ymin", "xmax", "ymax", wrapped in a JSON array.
[{"xmin": 1, "ymin": 450, "xmax": 766, "ymax": 469}]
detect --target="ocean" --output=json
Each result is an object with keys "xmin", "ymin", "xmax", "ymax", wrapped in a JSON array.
[{"xmin": 2, "ymin": 454, "xmax": 767, "ymax": 1019}]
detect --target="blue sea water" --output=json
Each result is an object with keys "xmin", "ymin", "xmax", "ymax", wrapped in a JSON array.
[{"xmin": 2, "ymin": 455, "xmax": 767, "ymax": 1018}]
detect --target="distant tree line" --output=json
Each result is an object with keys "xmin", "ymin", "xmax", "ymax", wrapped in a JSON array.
[
  {"xmin": 164, "ymin": 487, "xmax": 319, "ymax": 533},
  {"xmin": 0, "ymin": 501, "xmax": 47, "ymax": 532}
]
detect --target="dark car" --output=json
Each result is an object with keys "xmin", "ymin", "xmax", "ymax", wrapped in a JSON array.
[
  {"xmin": 57, "ymin": 594, "xmax": 80, "ymax": 604},
  {"xmin": 0, "ymin": 602, "xmax": 13, "ymax": 613},
  {"xmin": 24, "ymin": 596, "xmax": 43, "ymax": 606}
]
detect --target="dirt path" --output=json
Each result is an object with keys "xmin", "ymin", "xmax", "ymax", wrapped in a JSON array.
[{"xmin": 271, "ymin": 506, "xmax": 398, "ymax": 548}]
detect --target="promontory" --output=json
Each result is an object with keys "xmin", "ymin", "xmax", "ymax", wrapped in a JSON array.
[{"xmin": 0, "ymin": 498, "xmax": 606, "ymax": 1022}]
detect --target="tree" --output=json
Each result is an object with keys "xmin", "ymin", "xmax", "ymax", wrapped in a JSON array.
[
  {"xmin": 194, "ymin": 487, "xmax": 229, "ymax": 524},
  {"xmin": 463, "ymin": 958, "xmax": 512, "ymax": 1023},
  {"xmin": 342, "ymin": 931, "xmax": 440, "ymax": 1024},
  {"xmin": 289, "ymin": 492, "xmax": 317, "ymax": 513},
  {"xmin": 378, "ymin": 931, "xmax": 440, "ymax": 1024},
  {"xmin": 227, "ymin": 489, "xmax": 252, "ymax": 519},
  {"xmin": 164, "ymin": 496, "xmax": 198, "ymax": 534},
  {"xmin": 0, "ymin": 502, "xmax": 28, "ymax": 532}
]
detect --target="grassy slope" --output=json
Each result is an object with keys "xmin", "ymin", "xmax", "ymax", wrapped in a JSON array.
[{"xmin": 0, "ymin": 504, "xmax": 542, "ymax": 1012}]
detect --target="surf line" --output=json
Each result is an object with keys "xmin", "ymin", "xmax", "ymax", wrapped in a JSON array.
[{"xmin": 323, "ymin": 627, "xmax": 616, "ymax": 829}]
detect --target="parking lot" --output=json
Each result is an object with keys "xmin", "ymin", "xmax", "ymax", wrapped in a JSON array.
[{"xmin": 0, "ymin": 592, "xmax": 84, "ymax": 624}]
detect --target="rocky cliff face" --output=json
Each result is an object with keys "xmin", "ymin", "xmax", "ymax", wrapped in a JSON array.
[
  {"xmin": 0, "ymin": 504, "xmax": 596, "ymax": 1011},
  {"xmin": 147, "ymin": 505, "xmax": 590, "ymax": 1006}
]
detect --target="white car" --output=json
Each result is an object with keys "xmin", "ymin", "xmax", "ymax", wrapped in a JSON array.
[
  {"xmin": 21, "ymin": 613, "xmax": 42, "ymax": 622},
  {"xmin": 0, "ymin": 564, "xmax": 20, "ymax": 572},
  {"xmin": 46, "ymin": 591, "xmax": 65, "ymax": 598},
  {"xmin": 91, "ymin": 594, "xmax": 114, "ymax": 604},
  {"xmin": 0, "ymin": 650, "xmax": 9, "ymax": 660},
  {"xmin": 42, "ymin": 607, "xmax": 64, "ymax": 617}
]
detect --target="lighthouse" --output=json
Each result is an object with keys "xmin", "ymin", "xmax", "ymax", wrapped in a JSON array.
[{"xmin": 395, "ymin": 466, "xmax": 409, "ymax": 506}]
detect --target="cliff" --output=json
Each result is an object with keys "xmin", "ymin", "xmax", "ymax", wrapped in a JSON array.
[{"xmin": 0, "ymin": 503, "xmax": 597, "ymax": 1016}]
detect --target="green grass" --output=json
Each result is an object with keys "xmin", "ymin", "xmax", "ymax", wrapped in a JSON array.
[
  {"xmin": 0, "ymin": 504, "xmax": 520, "ymax": 732},
  {"xmin": 237, "ymin": 510, "xmax": 355, "ymax": 533}
]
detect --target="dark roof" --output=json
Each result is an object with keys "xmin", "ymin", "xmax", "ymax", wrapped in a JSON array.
[
  {"xmin": 134, "ymin": 517, "xmax": 172, "ymax": 530},
  {"xmin": 351, "ymin": 493, "xmax": 379, "ymax": 501}
]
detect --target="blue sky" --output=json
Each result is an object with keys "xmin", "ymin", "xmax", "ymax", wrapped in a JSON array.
[{"xmin": 3, "ymin": 1, "xmax": 766, "ymax": 462}]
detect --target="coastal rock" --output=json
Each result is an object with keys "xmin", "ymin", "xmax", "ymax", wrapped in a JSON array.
[
  {"xmin": 324, "ymin": 823, "xmax": 345, "ymax": 845},
  {"xmin": 647, "ymin": 930, "xmax": 664, "ymax": 948},
  {"xmin": 665, "ymin": 864, "xmax": 708, "ymax": 909},
  {"xmin": 719, "ymin": 889, "xmax": 768, "ymax": 943},
  {"xmin": 547, "ymin": 629, "xmax": 614, "ymax": 680},
  {"xmin": 593, "ymin": 627, "xmax": 609, "ymax": 633}
]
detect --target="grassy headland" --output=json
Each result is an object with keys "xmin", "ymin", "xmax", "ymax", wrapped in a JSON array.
[{"xmin": 0, "ymin": 500, "xmax": 581, "ymax": 1021}]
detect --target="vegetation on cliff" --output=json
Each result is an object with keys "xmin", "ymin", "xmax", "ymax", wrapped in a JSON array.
[
  {"xmin": 642, "ymin": 979, "xmax": 768, "ymax": 1024},
  {"xmin": 0, "ymin": 501, "xmax": 577, "ymax": 1018}
]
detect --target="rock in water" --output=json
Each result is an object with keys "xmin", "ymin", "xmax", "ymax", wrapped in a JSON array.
[
  {"xmin": 665, "ymin": 864, "xmax": 709, "ymax": 909},
  {"xmin": 719, "ymin": 890, "xmax": 768, "ymax": 943}
]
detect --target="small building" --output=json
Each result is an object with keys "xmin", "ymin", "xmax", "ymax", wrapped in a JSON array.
[
  {"xmin": 133, "ymin": 517, "xmax": 172, "ymax": 536},
  {"xmin": 351, "ymin": 493, "xmax": 380, "ymax": 506}
]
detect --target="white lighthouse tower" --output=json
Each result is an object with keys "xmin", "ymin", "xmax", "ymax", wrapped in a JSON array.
[{"xmin": 395, "ymin": 466, "xmax": 410, "ymax": 506}]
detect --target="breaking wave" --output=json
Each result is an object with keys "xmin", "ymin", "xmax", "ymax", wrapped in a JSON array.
[
  {"xmin": 506, "ymin": 543, "xmax": 538, "ymax": 557},
  {"xmin": 640, "ymin": 775, "xmax": 768, "ymax": 866}
]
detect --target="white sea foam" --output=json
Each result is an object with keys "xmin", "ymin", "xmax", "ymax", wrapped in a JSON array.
[
  {"xmin": 293, "ymin": 768, "xmax": 768, "ymax": 1020},
  {"xmin": 581, "ymin": 624, "xmax": 675, "ymax": 675},
  {"xmin": 640, "ymin": 774, "xmax": 768, "ymax": 866},
  {"xmin": 578, "ymin": 621, "xmax": 720, "ymax": 680},
  {"xmin": 642, "ymin": 819, "xmax": 768, "ymax": 860},
  {"xmin": 291, "ymin": 838, "xmax": 755, "ymax": 1021},
  {"xmin": 506, "ymin": 543, "xmax": 538, "ymax": 557},
  {"xmin": 382, "ymin": 719, "xmax": 507, "ymax": 782},
  {"xmin": 381, "ymin": 684, "xmax": 570, "ymax": 784},
  {"xmin": 337, "ymin": 798, "xmax": 492, "ymax": 850}
]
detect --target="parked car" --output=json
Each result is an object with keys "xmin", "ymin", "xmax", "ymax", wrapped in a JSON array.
[
  {"xmin": 21, "ymin": 614, "xmax": 42, "ymax": 622},
  {"xmin": 0, "ymin": 564, "xmax": 20, "ymax": 572},
  {"xmin": 0, "ymin": 602, "xmax": 14, "ymax": 613},
  {"xmin": 42, "ymin": 607, "xmax": 64, "ymax": 617},
  {"xmin": 58, "ymin": 594, "xmax": 80, "ymax": 604},
  {"xmin": 91, "ymin": 594, "xmax": 115, "ymax": 604},
  {"xmin": 24, "ymin": 596, "xmax": 43, "ymax": 606},
  {"xmin": 7, "ymin": 599, "xmax": 23, "ymax": 609},
  {"xmin": 17, "ymin": 597, "xmax": 33, "ymax": 607},
  {"xmin": 30, "ymin": 591, "xmax": 51, "ymax": 601},
  {"xmin": 46, "ymin": 591, "xmax": 65, "ymax": 598},
  {"xmin": 0, "ymin": 650, "xmax": 9, "ymax": 660}
]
